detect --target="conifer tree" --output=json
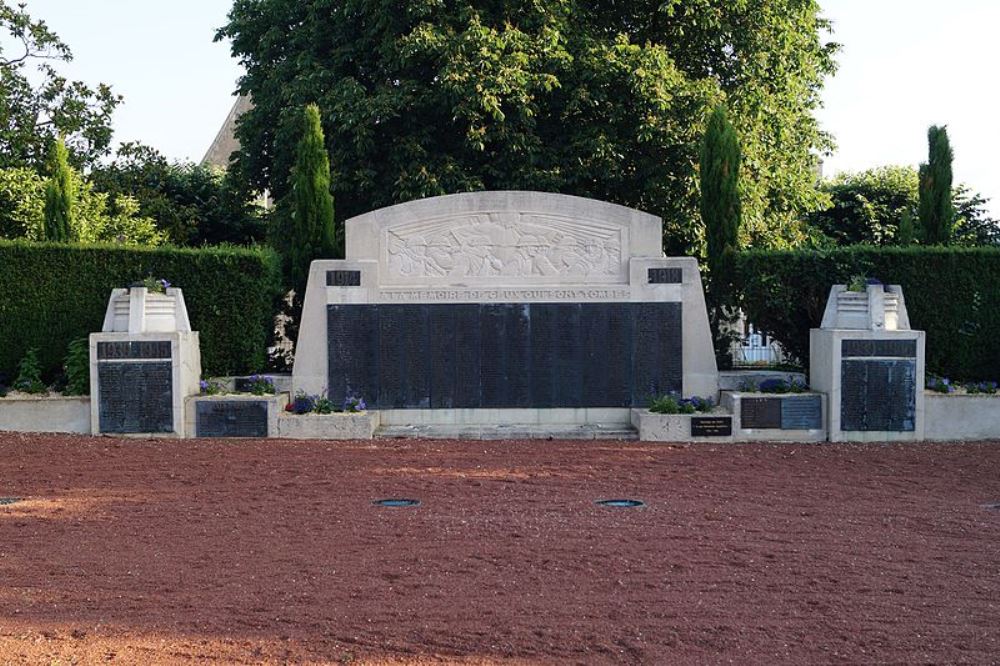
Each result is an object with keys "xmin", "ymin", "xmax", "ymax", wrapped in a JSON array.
[
  {"xmin": 285, "ymin": 103, "xmax": 338, "ymax": 293},
  {"xmin": 918, "ymin": 125, "xmax": 954, "ymax": 245},
  {"xmin": 43, "ymin": 138, "xmax": 75, "ymax": 242},
  {"xmin": 700, "ymin": 104, "xmax": 742, "ymax": 269},
  {"xmin": 897, "ymin": 208, "xmax": 914, "ymax": 246}
]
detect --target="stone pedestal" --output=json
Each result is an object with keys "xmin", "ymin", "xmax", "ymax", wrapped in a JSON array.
[
  {"xmin": 810, "ymin": 285, "xmax": 925, "ymax": 442},
  {"xmin": 89, "ymin": 288, "xmax": 201, "ymax": 437}
]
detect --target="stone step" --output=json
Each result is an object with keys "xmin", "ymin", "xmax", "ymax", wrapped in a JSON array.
[{"xmin": 375, "ymin": 424, "xmax": 639, "ymax": 441}]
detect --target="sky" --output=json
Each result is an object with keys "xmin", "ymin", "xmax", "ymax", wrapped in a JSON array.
[{"xmin": 16, "ymin": 0, "xmax": 1000, "ymax": 216}]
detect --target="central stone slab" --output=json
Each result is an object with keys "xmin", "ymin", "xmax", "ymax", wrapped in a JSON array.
[{"xmin": 294, "ymin": 191, "xmax": 718, "ymax": 428}]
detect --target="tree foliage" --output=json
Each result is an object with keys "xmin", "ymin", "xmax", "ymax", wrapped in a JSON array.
[
  {"xmin": 43, "ymin": 138, "xmax": 74, "ymax": 241},
  {"xmin": 282, "ymin": 103, "xmax": 338, "ymax": 293},
  {"xmin": 807, "ymin": 165, "xmax": 997, "ymax": 247},
  {"xmin": 700, "ymin": 104, "xmax": 741, "ymax": 268},
  {"xmin": 0, "ymin": 0, "xmax": 120, "ymax": 169},
  {"xmin": 918, "ymin": 125, "xmax": 955, "ymax": 245},
  {"xmin": 88, "ymin": 142, "xmax": 267, "ymax": 246},
  {"xmin": 218, "ymin": 0, "xmax": 838, "ymax": 254}
]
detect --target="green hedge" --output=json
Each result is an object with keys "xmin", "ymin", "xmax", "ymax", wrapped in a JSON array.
[
  {"xmin": 729, "ymin": 246, "xmax": 1000, "ymax": 381},
  {"xmin": 0, "ymin": 240, "xmax": 282, "ymax": 381}
]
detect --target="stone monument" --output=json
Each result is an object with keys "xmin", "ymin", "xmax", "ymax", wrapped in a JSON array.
[
  {"xmin": 293, "ymin": 191, "xmax": 718, "ymax": 435},
  {"xmin": 89, "ymin": 286, "xmax": 201, "ymax": 436},
  {"xmin": 810, "ymin": 284, "xmax": 925, "ymax": 442}
]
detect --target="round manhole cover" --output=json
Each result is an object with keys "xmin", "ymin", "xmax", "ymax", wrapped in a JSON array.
[
  {"xmin": 374, "ymin": 498, "xmax": 421, "ymax": 507},
  {"xmin": 596, "ymin": 499, "xmax": 645, "ymax": 508},
  {"xmin": 0, "ymin": 497, "xmax": 21, "ymax": 506}
]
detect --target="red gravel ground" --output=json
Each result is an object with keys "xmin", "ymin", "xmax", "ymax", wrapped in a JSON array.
[{"xmin": 1, "ymin": 433, "xmax": 998, "ymax": 665}]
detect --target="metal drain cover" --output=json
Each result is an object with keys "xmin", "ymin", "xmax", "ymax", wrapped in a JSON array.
[
  {"xmin": 0, "ymin": 497, "xmax": 21, "ymax": 506},
  {"xmin": 596, "ymin": 499, "xmax": 645, "ymax": 508},
  {"xmin": 374, "ymin": 498, "xmax": 420, "ymax": 507}
]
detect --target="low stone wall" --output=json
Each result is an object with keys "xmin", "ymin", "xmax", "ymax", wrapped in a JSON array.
[
  {"xmin": 925, "ymin": 394, "xmax": 1000, "ymax": 441},
  {"xmin": 276, "ymin": 412, "xmax": 380, "ymax": 440},
  {"xmin": 630, "ymin": 409, "xmax": 734, "ymax": 443},
  {"xmin": 0, "ymin": 396, "xmax": 91, "ymax": 434}
]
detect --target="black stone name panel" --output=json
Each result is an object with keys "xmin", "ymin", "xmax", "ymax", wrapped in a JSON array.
[
  {"xmin": 691, "ymin": 416, "xmax": 733, "ymax": 437},
  {"xmin": 648, "ymin": 268, "xmax": 683, "ymax": 284},
  {"xmin": 842, "ymin": 339, "xmax": 916, "ymax": 358},
  {"xmin": 841, "ymin": 359, "xmax": 916, "ymax": 432},
  {"xmin": 327, "ymin": 270, "xmax": 362, "ymax": 287},
  {"xmin": 741, "ymin": 398, "xmax": 782, "ymax": 429},
  {"xmin": 327, "ymin": 302, "xmax": 682, "ymax": 409},
  {"xmin": 98, "ymin": 361, "xmax": 173, "ymax": 433},
  {"xmin": 196, "ymin": 401, "xmax": 268, "ymax": 437},
  {"xmin": 97, "ymin": 341, "xmax": 171, "ymax": 360},
  {"xmin": 780, "ymin": 395, "xmax": 823, "ymax": 430}
]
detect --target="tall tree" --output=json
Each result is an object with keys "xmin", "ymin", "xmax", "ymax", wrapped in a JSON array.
[
  {"xmin": 43, "ymin": 138, "xmax": 74, "ymax": 241},
  {"xmin": 218, "ymin": 0, "xmax": 838, "ymax": 254},
  {"xmin": 0, "ymin": 1, "xmax": 121, "ymax": 169},
  {"xmin": 700, "ymin": 104, "xmax": 741, "ymax": 268},
  {"xmin": 283, "ymin": 104, "xmax": 338, "ymax": 293},
  {"xmin": 918, "ymin": 125, "xmax": 955, "ymax": 245}
]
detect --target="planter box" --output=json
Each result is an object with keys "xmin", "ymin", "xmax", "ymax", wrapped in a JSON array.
[
  {"xmin": 185, "ymin": 394, "xmax": 288, "ymax": 438},
  {"xmin": 925, "ymin": 393, "xmax": 1000, "ymax": 441},
  {"xmin": 722, "ymin": 391, "xmax": 827, "ymax": 442},
  {"xmin": 0, "ymin": 395, "xmax": 91, "ymax": 434},
  {"xmin": 276, "ymin": 411, "xmax": 380, "ymax": 440},
  {"xmin": 630, "ymin": 408, "xmax": 734, "ymax": 443}
]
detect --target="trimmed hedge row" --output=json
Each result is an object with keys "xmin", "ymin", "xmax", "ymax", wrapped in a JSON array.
[
  {"xmin": 728, "ymin": 246, "xmax": 1000, "ymax": 381},
  {"xmin": 0, "ymin": 240, "xmax": 282, "ymax": 380}
]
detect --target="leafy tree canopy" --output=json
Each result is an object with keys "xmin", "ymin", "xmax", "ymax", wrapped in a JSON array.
[
  {"xmin": 89, "ymin": 142, "xmax": 267, "ymax": 246},
  {"xmin": 807, "ymin": 165, "xmax": 998, "ymax": 247},
  {"xmin": 218, "ymin": 0, "xmax": 838, "ymax": 254},
  {"xmin": 0, "ymin": 0, "xmax": 120, "ymax": 169}
]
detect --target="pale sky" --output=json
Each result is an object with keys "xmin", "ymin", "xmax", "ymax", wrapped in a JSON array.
[{"xmin": 18, "ymin": 0, "xmax": 1000, "ymax": 216}]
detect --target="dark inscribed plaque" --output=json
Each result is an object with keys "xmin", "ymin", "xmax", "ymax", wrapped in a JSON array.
[
  {"xmin": 547, "ymin": 304, "xmax": 583, "ymax": 408},
  {"xmin": 427, "ymin": 305, "xmax": 458, "ymax": 409},
  {"xmin": 504, "ymin": 304, "xmax": 532, "ymax": 408},
  {"xmin": 741, "ymin": 397, "xmax": 782, "ymax": 429},
  {"xmin": 780, "ymin": 395, "xmax": 823, "ymax": 430},
  {"xmin": 98, "ymin": 362, "xmax": 173, "ymax": 433},
  {"xmin": 327, "ymin": 305, "xmax": 378, "ymax": 408},
  {"xmin": 648, "ymin": 268, "xmax": 683, "ymax": 284},
  {"xmin": 326, "ymin": 270, "xmax": 362, "ymax": 287},
  {"xmin": 452, "ymin": 305, "xmax": 482, "ymax": 408},
  {"xmin": 841, "ymin": 359, "xmax": 916, "ymax": 431},
  {"xmin": 691, "ymin": 416, "xmax": 733, "ymax": 437},
  {"xmin": 378, "ymin": 305, "xmax": 429, "ymax": 408},
  {"xmin": 196, "ymin": 401, "xmax": 268, "ymax": 437},
  {"xmin": 631, "ymin": 303, "xmax": 683, "ymax": 405},
  {"xmin": 582, "ymin": 303, "xmax": 630, "ymax": 408},
  {"xmin": 842, "ymin": 339, "xmax": 916, "ymax": 358},
  {"xmin": 97, "ymin": 341, "xmax": 171, "ymax": 360}
]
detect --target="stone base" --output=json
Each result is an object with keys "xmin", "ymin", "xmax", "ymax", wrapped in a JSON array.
[
  {"xmin": 630, "ymin": 409, "xmax": 734, "ymax": 443},
  {"xmin": 0, "ymin": 395, "xmax": 91, "ymax": 434},
  {"xmin": 276, "ymin": 412, "xmax": 379, "ymax": 440},
  {"xmin": 925, "ymin": 393, "xmax": 1000, "ymax": 441},
  {"xmin": 378, "ymin": 408, "xmax": 632, "ymax": 427},
  {"xmin": 185, "ymin": 394, "xmax": 289, "ymax": 438},
  {"xmin": 376, "ymin": 423, "xmax": 637, "ymax": 440},
  {"xmin": 721, "ymin": 391, "xmax": 827, "ymax": 442}
]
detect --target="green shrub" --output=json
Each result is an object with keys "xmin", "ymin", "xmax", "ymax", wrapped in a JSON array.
[
  {"xmin": 0, "ymin": 240, "xmax": 282, "ymax": 380},
  {"xmin": 62, "ymin": 337, "xmax": 90, "ymax": 396},
  {"xmin": 729, "ymin": 246, "xmax": 1000, "ymax": 381},
  {"xmin": 14, "ymin": 348, "xmax": 46, "ymax": 394}
]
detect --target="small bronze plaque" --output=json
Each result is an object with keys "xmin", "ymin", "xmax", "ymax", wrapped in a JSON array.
[
  {"xmin": 741, "ymin": 397, "xmax": 782, "ymax": 429},
  {"xmin": 691, "ymin": 416, "xmax": 733, "ymax": 437}
]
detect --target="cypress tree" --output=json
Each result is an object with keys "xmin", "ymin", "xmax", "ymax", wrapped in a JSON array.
[
  {"xmin": 700, "ymin": 104, "xmax": 742, "ymax": 269},
  {"xmin": 918, "ymin": 125, "xmax": 954, "ymax": 245},
  {"xmin": 286, "ymin": 103, "xmax": 338, "ymax": 293},
  {"xmin": 897, "ymin": 208, "xmax": 915, "ymax": 246},
  {"xmin": 43, "ymin": 138, "xmax": 76, "ymax": 242}
]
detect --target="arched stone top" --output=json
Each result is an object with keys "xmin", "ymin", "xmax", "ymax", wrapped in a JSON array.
[{"xmin": 344, "ymin": 191, "xmax": 663, "ymax": 286}]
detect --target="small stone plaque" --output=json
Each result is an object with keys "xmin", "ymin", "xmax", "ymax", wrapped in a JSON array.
[
  {"xmin": 780, "ymin": 395, "xmax": 822, "ymax": 430},
  {"xmin": 842, "ymin": 339, "xmax": 916, "ymax": 358},
  {"xmin": 648, "ymin": 267, "xmax": 682, "ymax": 284},
  {"xmin": 741, "ymin": 397, "xmax": 782, "ymax": 429},
  {"xmin": 98, "ymin": 341, "xmax": 171, "ymax": 360},
  {"xmin": 196, "ymin": 401, "xmax": 268, "ymax": 437},
  {"xmin": 327, "ymin": 270, "xmax": 362, "ymax": 287},
  {"xmin": 691, "ymin": 416, "xmax": 732, "ymax": 437}
]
